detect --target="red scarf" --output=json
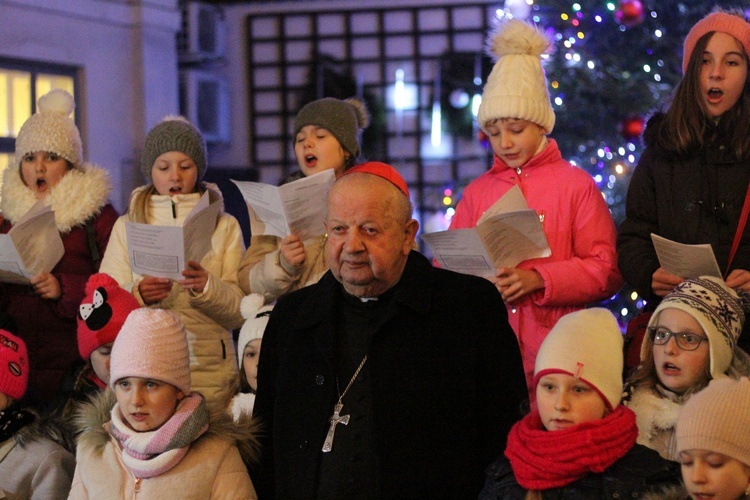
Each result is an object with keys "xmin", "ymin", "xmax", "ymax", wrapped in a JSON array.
[{"xmin": 505, "ymin": 405, "xmax": 638, "ymax": 490}]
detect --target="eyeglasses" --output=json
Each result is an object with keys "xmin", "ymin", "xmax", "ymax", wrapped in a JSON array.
[{"xmin": 647, "ymin": 326, "xmax": 708, "ymax": 351}]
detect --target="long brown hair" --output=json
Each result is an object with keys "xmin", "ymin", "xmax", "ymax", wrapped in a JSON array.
[{"xmin": 652, "ymin": 13, "xmax": 750, "ymax": 160}]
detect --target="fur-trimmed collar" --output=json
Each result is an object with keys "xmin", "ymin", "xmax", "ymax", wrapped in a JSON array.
[
  {"xmin": 75, "ymin": 390, "xmax": 260, "ymax": 468},
  {"xmin": 1, "ymin": 163, "xmax": 112, "ymax": 234},
  {"xmin": 641, "ymin": 483, "xmax": 688, "ymax": 500},
  {"xmin": 626, "ymin": 386, "xmax": 684, "ymax": 457},
  {"xmin": 10, "ymin": 406, "xmax": 75, "ymax": 453}
]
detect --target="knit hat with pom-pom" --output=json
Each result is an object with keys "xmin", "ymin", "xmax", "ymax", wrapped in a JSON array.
[
  {"xmin": 77, "ymin": 273, "xmax": 141, "ymax": 360},
  {"xmin": 110, "ymin": 309, "xmax": 191, "ymax": 395},
  {"xmin": 141, "ymin": 116, "xmax": 207, "ymax": 182},
  {"xmin": 478, "ymin": 19, "xmax": 555, "ymax": 133},
  {"xmin": 236, "ymin": 294, "xmax": 273, "ymax": 368},
  {"xmin": 294, "ymin": 97, "xmax": 370, "ymax": 158},
  {"xmin": 15, "ymin": 89, "xmax": 83, "ymax": 168}
]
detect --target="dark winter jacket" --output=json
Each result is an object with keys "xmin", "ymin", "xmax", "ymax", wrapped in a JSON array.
[
  {"xmin": 252, "ymin": 251, "xmax": 528, "ymax": 499},
  {"xmin": 0, "ymin": 164, "xmax": 118, "ymax": 405},
  {"xmin": 479, "ymin": 443, "xmax": 682, "ymax": 499},
  {"xmin": 617, "ymin": 113, "xmax": 750, "ymax": 352}
]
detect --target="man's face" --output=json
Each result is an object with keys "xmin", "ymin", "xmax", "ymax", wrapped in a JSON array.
[{"xmin": 325, "ymin": 174, "xmax": 417, "ymax": 298}]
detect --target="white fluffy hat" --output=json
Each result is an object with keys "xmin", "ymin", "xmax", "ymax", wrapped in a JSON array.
[
  {"xmin": 644, "ymin": 276, "xmax": 745, "ymax": 379},
  {"xmin": 15, "ymin": 89, "xmax": 83, "ymax": 168},
  {"xmin": 236, "ymin": 294, "xmax": 273, "ymax": 367},
  {"xmin": 478, "ymin": 19, "xmax": 555, "ymax": 134},
  {"xmin": 534, "ymin": 308, "xmax": 624, "ymax": 410}
]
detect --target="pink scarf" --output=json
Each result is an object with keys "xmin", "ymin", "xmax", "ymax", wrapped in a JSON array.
[
  {"xmin": 109, "ymin": 393, "xmax": 209, "ymax": 479},
  {"xmin": 505, "ymin": 405, "xmax": 638, "ymax": 490}
]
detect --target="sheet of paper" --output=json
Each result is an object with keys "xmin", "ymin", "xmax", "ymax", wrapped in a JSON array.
[
  {"xmin": 477, "ymin": 210, "xmax": 551, "ymax": 268},
  {"xmin": 421, "ymin": 229, "xmax": 496, "ymax": 278},
  {"xmin": 125, "ymin": 192, "xmax": 220, "ymax": 280},
  {"xmin": 0, "ymin": 201, "xmax": 64, "ymax": 284},
  {"xmin": 650, "ymin": 233, "xmax": 722, "ymax": 278},
  {"xmin": 232, "ymin": 169, "xmax": 334, "ymax": 240},
  {"xmin": 477, "ymin": 185, "xmax": 529, "ymax": 224}
]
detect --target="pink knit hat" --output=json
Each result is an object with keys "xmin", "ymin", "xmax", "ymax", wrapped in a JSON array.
[
  {"xmin": 0, "ymin": 330, "xmax": 28, "ymax": 400},
  {"xmin": 77, "ymin": 273, "xmax": 141, "ymax": 360},
  {"xmin": 683, "ymin": 11, "xmax": 750, "ymax": 73},
  {"xmin": 110, "ymin": 309, "xmax": 191, "ymax": 395}
]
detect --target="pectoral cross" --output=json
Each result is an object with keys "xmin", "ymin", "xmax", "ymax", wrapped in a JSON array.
[{"xmin": 322, "ymin": 403, "xmax": 350, "ymax": 452}]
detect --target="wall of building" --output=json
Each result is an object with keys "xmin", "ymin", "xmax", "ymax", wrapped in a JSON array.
[{"xmin": 0, "ymin": 0, "xmax": 182, "ymax": 211}]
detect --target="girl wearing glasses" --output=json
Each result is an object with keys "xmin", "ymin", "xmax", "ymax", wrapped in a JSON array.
[{"xmin": 624, "ymin": 276, "xmax": 750, "ymax": 461}]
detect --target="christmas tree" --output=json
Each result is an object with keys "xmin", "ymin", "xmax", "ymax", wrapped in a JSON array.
[{"xmin": 515, "ymin": 0, "xmax": 744, "ymax": 324}]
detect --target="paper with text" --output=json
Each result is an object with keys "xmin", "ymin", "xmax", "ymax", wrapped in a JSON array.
[
  {"xmin": 650, "ymin": 233, "xmax": 722, "ymax": 279},
  {"xmin": 422, "ymin": 187, "xmax": 551, "ymax": 278},
  {"xmin": 231, "ymin": 169, "xmax": 334, "ymax": 241},
  {"xmin": 125, "ymin": 192, "xmax": 221, "ymax": 280},
  {"xmin": 0, "ymin": 201, "xmax": 64, "ymax": 285}
]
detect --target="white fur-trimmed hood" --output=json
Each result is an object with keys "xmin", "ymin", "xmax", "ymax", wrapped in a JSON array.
[{"xmin": 1, "ymin": 162, "xmax": 112, "ymax": 233}]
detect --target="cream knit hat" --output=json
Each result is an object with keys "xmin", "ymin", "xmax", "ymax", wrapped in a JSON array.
[
  {"xmin": 15, "ymin": 89, "xmax": 83, "ymax": 168},
  {"xmin": 478, "ymin": 19, "xmax": 555, "ymax": 133},
  {"xmin": 236, "ymin": 293, "xmax": 273, "ymax": 368},
  {"xmin": 110, "ymin": 308, "xmax": 191, "ymax": 395},
  {"xmin": 534, "ymin": 308, "xmax": 624, "ymax": 410},
  {"xmin": 643, "ymin": 276, "xmax": 744, "ymax": 379},
  {"xmin": 676, "ymin": 376, "xmax": 750, "ymax": 466}
]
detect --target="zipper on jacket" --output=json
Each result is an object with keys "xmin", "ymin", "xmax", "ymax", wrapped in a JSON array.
[
  {"xmin": 171, "ymin": 200, "xmax": 177, "ymax": 219},
  {"xmin": 221, "ymin": 339, "xmax": 226, "ymax": 359},
  {"xmin": 134, "ymin": 477, "xmax": 141, "ymax": 494},
  {"xmin": 516, "ymin": 167, "xmax": 522, "ymax": 175}
]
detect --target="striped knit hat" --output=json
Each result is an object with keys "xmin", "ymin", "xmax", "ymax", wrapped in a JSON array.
[
  {"xmin": 141, "ymin": 116, "xmax": 207, "ymax": 182},
  {"xmin": 110, "ymin": 309, "xmax": 191, "ymax": 395}
]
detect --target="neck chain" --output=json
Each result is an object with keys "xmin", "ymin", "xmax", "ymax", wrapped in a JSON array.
[{"xmin": 322, "ymin": 354, "xmax": 368, "ymax": 453}]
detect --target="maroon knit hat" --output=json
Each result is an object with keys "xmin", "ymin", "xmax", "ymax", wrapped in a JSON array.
[{"xmin": 0, "ymin": 330, "xmax": 28, "ymax": 400}]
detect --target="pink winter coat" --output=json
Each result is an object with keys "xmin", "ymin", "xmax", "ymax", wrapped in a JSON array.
[{"xmin": 450, "ymin": 139, "xmax": 623, "ymax": 391}]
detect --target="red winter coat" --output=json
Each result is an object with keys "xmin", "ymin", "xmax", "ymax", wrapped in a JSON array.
[{"xmin": 0, "ymin": 164, "xmax": 117, "ymax": 404}]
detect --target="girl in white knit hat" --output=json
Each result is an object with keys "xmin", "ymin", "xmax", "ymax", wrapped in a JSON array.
[
  {"xmin": 0, "ymin": 89, "xmax": 119, "ymax": 406},
  {"xmin": 99, "ymin": 117, "xmax": 246, "ymax": 406},
  {"xmin": 69, "ymin": 308, "xmax": 259, "ymax": 499},
  {"xmin": 479, "ymin": 308, "xmax": 680, "ymax": 498},
  {"xmin": 448, "ymin": 19, "xmax": 622, "ymax": 396},
  {"xmin": 674, "ymin": 377, "xmax": 750, "ymax": 500},
  {"xmin": 237, "ymin": 97, "xmax": 369, "ymax": 303},
  {"xmin": 625, "ymin": 276, "xmax": 750, "ymax": 462},
  {"xmin": 228, "ymin": 293, "xmax": 273, "ymax": 420}
]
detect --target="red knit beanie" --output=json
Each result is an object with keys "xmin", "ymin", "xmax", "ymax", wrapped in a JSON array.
[
  {"xmin": 77, "ymin": 273, "xmax": 140, "ymax": 360},
  {"xmin": 0, "ymin": 330, "xmax": 28, "ymax": 400}
]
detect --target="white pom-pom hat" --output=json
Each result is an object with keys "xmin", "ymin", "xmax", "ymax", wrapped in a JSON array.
[
  {"xmin": 237, "ymin": 294, "xmax": 274, "ymax": 367},
  {"xmin": 478, "ymin": 19, "xmax": 555, "ymax": 134},
  {"xmin": 15, "ymin": 89, "xmax": 83, "ymax": 168}
]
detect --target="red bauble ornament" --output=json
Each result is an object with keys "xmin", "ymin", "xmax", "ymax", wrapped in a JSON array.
[
  {"xmin": 620, "ymin": 115, "xmax": 645, "ymax": 140},
  {"xmin": 615, "ymin": 0, "xmax": 645, "ymax": 28}
]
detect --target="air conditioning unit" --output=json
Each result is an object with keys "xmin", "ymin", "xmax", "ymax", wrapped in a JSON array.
[
  {"xmin": 181, "ymin": 69, "xmax": 230, "ymax": 144},
  {"xmin": 185, "ymin": 2, "xmax": 226, "ymax": 61}
]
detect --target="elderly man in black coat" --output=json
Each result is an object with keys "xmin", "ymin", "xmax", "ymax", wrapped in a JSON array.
[{"xmin": 252, "ymin": 162, "xmax": 527, "ymax": 499}]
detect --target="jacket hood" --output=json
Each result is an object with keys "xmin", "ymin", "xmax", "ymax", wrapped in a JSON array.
[
  {"xmin": 75, "ymin": 389, "xmax": 261, "ymax": 467},
  {"xmin": 641, "ymin": 484, "xmax": 688, "ymax": 500},
  {"xmin": 12, "ymin": 406, "xmax": 75, "ymax": 453},
  {"xmin": 1, "ymin": 162, "xmax": 112, "ymax": 233}
]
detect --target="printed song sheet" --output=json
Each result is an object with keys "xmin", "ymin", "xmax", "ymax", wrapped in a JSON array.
[
  {"xmin": 125, "ymin": 192, "xmax": 221, "ymax": 280},
  {"xmin": 232, "ymin": 169, "xmax": 334, "ymax": 241},
  {"xmin": 0, "ymin": 201, "xmax": 64, "ymax": 284},
  {"xmin": 650, "ymin": 233, "xmax": 722, "ymax": 279},
  {"xmin": 422, "ymin": 186, "xmax": 551, "ymax": 278}
]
